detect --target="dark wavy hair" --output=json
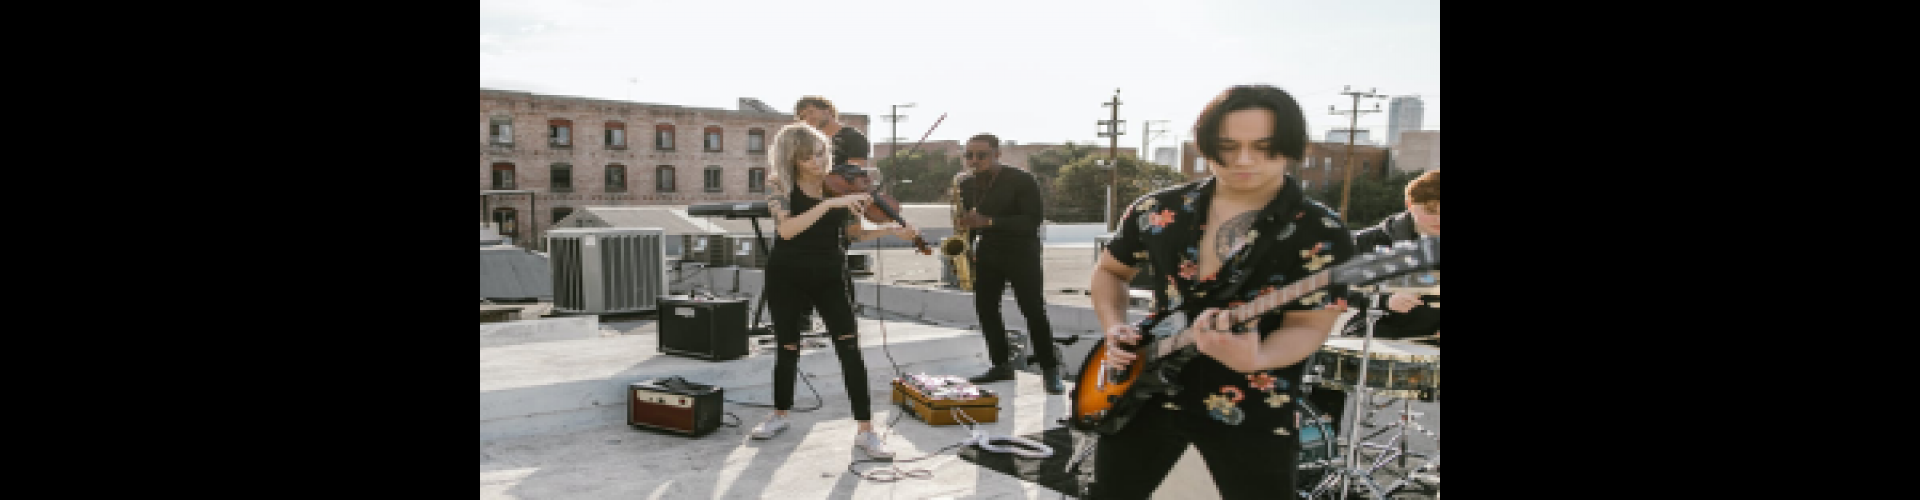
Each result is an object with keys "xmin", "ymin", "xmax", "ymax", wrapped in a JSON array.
[{"xmin": 1192, "ymin": 85, "xmax": 1309, "ymax": 167}]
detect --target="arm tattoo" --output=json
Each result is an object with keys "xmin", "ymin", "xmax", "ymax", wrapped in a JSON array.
[{"xmin": 1214, "ymin": 210, "xmax": 1259, "ymax": 259}]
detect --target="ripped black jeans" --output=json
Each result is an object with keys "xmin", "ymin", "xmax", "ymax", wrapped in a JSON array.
[{"xmin": 765, "ymin": 263, "xmax": 872, "ymax": 421}]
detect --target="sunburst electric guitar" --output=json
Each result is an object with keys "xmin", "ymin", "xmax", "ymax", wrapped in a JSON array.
[{"xmin": 1069, "ymin": 236, "xmax": 1440, "ymax": 435}]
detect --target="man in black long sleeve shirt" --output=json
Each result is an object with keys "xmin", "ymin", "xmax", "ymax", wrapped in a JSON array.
[{"xmin": 956, "ymin": 133, "xmax": 1065, "ymax": 394}]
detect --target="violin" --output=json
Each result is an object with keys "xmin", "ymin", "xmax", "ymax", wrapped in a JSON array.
[{"xmin": 824, "ymin": 164, "xmax": 933, "ymax": 255}]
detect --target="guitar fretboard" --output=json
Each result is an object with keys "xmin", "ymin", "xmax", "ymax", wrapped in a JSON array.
[{"xmin": 1226, "ymin": 271, "xmax": 1330, "ymax": 327}]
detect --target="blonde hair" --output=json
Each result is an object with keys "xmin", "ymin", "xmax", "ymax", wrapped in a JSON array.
[{"xmin": 766, "ymin": 123, "xmax": 831, "ymax": 193}]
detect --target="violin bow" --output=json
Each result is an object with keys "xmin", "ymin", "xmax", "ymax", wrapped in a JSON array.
[{"xmin": 879, "ymin": 112, "xmax": 947, "ymax": 193}]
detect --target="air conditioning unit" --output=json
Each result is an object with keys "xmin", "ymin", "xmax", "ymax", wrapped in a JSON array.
[
  {"xmin": 548, "ymin": 228, "xmax": 668, "ymax": 315},
  {"xmin": 682, "ymin": 234, "xmax": 726, "ymax": 268},
  {"xmin": 724, "ymin": 234, "xmax": 771, "ymax": 268}
]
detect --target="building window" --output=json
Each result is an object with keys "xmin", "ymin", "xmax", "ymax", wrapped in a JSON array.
[
  {"xmin": 656, "ymin": 124, "xmax": 676, "ymax": 151},
  {"xmin": 492, "ymin": 208, "xmax": 519, "ymax": 242},
  {"xmin": 748, "ymin": 129, "xmax": 766, "ymax": 153},
  {"xmin": 490, "ymin": 117, "xmax": 513, "ymax": 145},
  {"xmin": 605, "ymin": 122, "xmax": 626, "ymax": 149},
  {"xmin": 704, "ymin": 166, "xmax": 723, "ymax": 192},
  {"xmin": 1303, "ymin": 180, "xmax": 1313, "ymax": 190},
  {"xmin": 606, "ymin": 165, "xmax": 627, "ymax": 192},
  {"xmin": 491, "ymin": 163, "xmax": 516, "ymax": 190},
  {"xmin": 552, "ymin": 207, "xmax": 574, "ymax": 225},
  {"xmin": 748, "ymin": 168, "xmax": 766, "ymax": 193},
  {"xmin": 1324, "ymin": 157, "xmax": 1333, "ymax": 170},
  {"xmin": 656, "ymin": 166, "xmax": 676, "ymax": 192},
  {"xmin": 705, "ymin": 126, "xmax": 724, "ymax": 152},
  {"xmin": 549, "ymin": 119, "xmax": 572, "ymax": 148},
  {"xmin": 550, "ymin": 163, "xmax": 573, "ymax": 193}
]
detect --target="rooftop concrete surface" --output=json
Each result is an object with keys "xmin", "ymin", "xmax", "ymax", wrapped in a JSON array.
[
  {"xmin": 481, "ymin": 245, "xmax": 1439, "ymax": 499},
  {"xmin": 480, "ymin": 315, "xmax": 1253, "ymax": 499}
]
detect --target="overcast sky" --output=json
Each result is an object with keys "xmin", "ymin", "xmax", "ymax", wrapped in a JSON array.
[{"xmin": 480, "ymin": 0, "xmax": 1438, "ymax": 150}]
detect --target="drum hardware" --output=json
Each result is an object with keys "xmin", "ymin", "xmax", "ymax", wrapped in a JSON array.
[
  {"xmin": 1353, "ymin": 396, "xmax": 1441, "ymax": 494},
  {"xmin": 1304, "ymin": 291, "xmax": 1440, "ymax": 500}
]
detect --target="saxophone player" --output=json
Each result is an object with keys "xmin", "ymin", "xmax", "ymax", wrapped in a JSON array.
[{"xmin": 955, "ymin": 133, "xmax": 1066, "ymax": 395}]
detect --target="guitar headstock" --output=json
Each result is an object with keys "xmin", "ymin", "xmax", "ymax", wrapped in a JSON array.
[{"xmin": 1331, "ymin": 236, "xmax": 1440, "ymax": 287}]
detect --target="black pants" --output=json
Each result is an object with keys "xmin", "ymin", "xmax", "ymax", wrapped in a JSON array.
[
  {"xmin": 972, "ymin": 237, "xmax": 1058, "ymax": 369},
  {"xmin": 1088, "ymin": 396, "xmax": 1300, "ymax": 499},
  {"xmin": 766, "ymin": 263, "xmax": 872, "ymax": 421}
]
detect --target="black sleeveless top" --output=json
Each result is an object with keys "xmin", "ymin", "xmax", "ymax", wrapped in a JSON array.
[{"xmin": 768, "ymin": 184, "xmax": 848, "ymax": 268}]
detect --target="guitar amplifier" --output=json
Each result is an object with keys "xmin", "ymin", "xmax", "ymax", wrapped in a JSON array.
[
  {"xmin": 628, "ymin": 377, "xmax": 725, "ymax": 437},
  {"xmin": 657, "ymin": 296, "xmax": 748, "ymax": 361}
]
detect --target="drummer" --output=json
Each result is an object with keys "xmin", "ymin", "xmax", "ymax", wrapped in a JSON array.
[
  {"xmin": 1311, "ymin": 169, "xmax": 1439, "ymax": 436},
  {"xmin": 1348, "ymin": 169, "xmax": 1439, "ymax": 344}
]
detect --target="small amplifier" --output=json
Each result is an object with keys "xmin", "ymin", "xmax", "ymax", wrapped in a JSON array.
[
  {"xmin": 657, "ymin": 296, "xmax": 749, "ymax": 361},
  {"xmin": 628, "ymin": 376, "xmax": 724, "ymax": 437}
]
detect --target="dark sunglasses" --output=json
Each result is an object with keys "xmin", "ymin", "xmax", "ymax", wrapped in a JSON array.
[{"xmin": 965, "ymin": 152, "xmax": 994, "ymax": 160}]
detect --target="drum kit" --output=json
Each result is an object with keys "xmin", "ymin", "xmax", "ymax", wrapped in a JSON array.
[{"xmin": 1296, "ymin": 272, "xmax": 1442, "ymax": 499}]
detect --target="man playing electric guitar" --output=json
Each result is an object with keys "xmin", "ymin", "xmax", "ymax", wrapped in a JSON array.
[{"xmin": 1083, "ymin": 85, "xmax": 1357, "ymax": 499}]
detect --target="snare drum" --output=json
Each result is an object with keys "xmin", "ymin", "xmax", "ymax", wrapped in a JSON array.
[{"xmin": 1312, "ymin": 337, "xmax": 1441, "ymax": 399}]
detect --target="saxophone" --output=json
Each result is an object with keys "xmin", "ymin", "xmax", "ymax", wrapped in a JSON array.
[{"xmin": 939, "ymin": 171, "xmax": 975, "ymax": 291}]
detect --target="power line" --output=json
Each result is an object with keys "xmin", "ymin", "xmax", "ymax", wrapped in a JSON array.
[{"xmin": 1329, "ymin": 85, "xmax": 1387, "ymax": 223}]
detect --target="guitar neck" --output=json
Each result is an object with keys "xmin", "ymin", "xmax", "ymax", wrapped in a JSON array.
[
  {"xmin": 1154, "ymin": 270, "xmax": 1333, "ymax": 354},
  {"xmin": 1225, "ymin": 271, "xmax": 1331, "ymax": 327}
]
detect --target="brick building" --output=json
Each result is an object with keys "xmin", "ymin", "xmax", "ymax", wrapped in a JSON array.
[
  {"xmin": 870, "ymin": 141, "xmax": 1136, "ymax": 174},
  {"xmin": 479, "ymin": 88, "xmax": 869, "ymax": 249},
  {"xmin": 1392, "ymin": 130, "xmax": 1440, "ymax": 173}
]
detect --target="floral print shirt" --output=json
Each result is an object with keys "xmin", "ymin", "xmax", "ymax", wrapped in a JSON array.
[{"xmin": 1103, "ymin": 175, "xmax": 1356, "ymax": 435}]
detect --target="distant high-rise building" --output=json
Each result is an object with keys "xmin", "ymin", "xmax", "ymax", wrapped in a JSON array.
[{"xmin": 1387, "ymin": 96, "xmax": 1425, "ymax": 146}]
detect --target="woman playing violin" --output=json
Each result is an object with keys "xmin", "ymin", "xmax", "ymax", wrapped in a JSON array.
[{"xmin": 747, "ymin": 123, "xmax": 919, "ymax": 460}]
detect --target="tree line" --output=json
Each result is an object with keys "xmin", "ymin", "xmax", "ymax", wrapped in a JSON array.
[{"xmin": 872, "ymin": 143, "xmax": 1423, "ymax": 231}]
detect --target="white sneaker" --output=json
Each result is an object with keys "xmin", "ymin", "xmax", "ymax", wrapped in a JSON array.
[
  {"xmin": 750, "ymin": 415, "xmax": 790, "ymax": 440},
  {"xmin": 855, "ymin": 431, "xmax": 895, "ymax": 459}
]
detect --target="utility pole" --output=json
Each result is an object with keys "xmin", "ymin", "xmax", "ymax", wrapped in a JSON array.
[
  {"xmin": 1329, "ymin": 85, "xmax": 1385, "ymax": 224},
  {"xmin": 885, "ymin": 103, "xmax": 914, "ymax": 172},
  {"xmin": 1142, "ymin": 120, "xmax": 1171, "ymax": 167},
  {"xmin": 1097, "ymin": 89, "xmax": 1125, "ymax": 232}
]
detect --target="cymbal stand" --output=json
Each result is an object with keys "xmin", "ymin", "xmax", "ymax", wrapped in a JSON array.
[
  {"xmin": 1354, "ymin": 395, "xmax": 1440, "ymax": 497},
  {"xmin": 1323, "ymin": 291, "xmax": 1391, "ymax": 500}
]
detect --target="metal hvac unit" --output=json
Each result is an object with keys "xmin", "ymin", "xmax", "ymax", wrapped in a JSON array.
[
  {"xmin": 548, "ymin": 228, "xmax": 668, "ymax": 315},
  {"xmin": 682, "ymin": 234, "xmax": 727, "ymax": 268},
  {"xmin": 723, "ymin": 234, "xmax": 771, "ymax": 268}
]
